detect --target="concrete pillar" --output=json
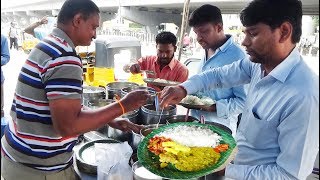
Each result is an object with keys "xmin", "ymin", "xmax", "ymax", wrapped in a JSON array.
[
  {"xmin": 99, "ymin": 11, "xmax": 117, "ymax": 32},
  {"xmin": 146, "ymin": 26, "xmax": 158, "ymax": 35},
  {"xmin": 120, "ymin": 6, "xmax": 182, "ymax": 34},
  {"xmin": 26, "ymin": 11, "xmax": 45, "ymax": 18}
]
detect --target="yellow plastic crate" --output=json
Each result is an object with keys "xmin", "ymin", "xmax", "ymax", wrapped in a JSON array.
[
  {"xmin": 83, "ymin": 67, "xmax": 146, "ymax": 87},
  {"xmin": 22, "ymin": 39, "xmax": 39, "ymax": 51}
]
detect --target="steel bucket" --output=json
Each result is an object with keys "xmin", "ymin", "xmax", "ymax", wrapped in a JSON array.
[{"xmin": 140, "ymin": 104, "xmax": 176, "ymax": 125}]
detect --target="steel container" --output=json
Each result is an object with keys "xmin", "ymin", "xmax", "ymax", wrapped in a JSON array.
[
  {"xmin": 107, "ymin": 109, "xmax": 140, "ymax": 149},
  {"xmin": 140, "ymin": 104, "xmax": 176, "ymax": 125},
  {"xmin": 105, "ymin": 82, "xmax": 139, "ymax": 99},
  {"xmin": 165, "ymin": 115, "xmax": 200, "ymax": 124},
  {"xmin": 131, "ymin": 124, "xmax": 165, "ymax": 149},
  {"xmin": 121, "ymin": 86, "xmax": 157, "ymax": 104},
  {"xmin": 82, "ymin": 86, "xmax": 106, "ymax": 106}
]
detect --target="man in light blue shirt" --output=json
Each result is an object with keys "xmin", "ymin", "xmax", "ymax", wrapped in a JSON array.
[
  {"xmin": 188, "ymin": 4, "xmax": 247, "ymax": 135},
  {"xmin": 160, "ymin": 0, "xmax": 319, "ymax": 179},
  {"xmin": 1, "ymin": 34, "xmax": 10, "ymax": 137}
]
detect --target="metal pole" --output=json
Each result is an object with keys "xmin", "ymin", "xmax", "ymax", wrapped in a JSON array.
[{"xmin": 177, "ymin": 0, "xmax": 190, "ymax": 61}]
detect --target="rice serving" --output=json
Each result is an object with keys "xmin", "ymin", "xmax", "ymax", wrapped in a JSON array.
[
  {"xmin": 153, "ymin": 78, "xmax": 168, "ymax": 83},
  {"xmin": 155, "ymin": 125, "xmax": 221, "ymax": 147},
  {"xmin": 181, "ymin": 95, "xmax": 215, "ymax": 105}
]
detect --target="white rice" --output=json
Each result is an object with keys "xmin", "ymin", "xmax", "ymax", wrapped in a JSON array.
[
  {"xmin": 156, "ymin": 125, "xmax": 221, "ymax": 147},
  {"xmin": 181, "ymin": 95, "xmax": 216, "ymax": 105}
]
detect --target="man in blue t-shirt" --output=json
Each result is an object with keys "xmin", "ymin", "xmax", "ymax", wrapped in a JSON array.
[{"xmin": 1, "ymin": 34, "xmax": 10, "ymax": 137}]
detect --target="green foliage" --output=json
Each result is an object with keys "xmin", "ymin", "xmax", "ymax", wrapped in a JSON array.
[{"xmin": 129, "ymin": 23, "xmax": 143, "ymax": 28}]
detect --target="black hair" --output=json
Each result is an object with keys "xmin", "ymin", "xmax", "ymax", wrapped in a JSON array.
[
  {"xmin": 156, "ymin": 31, "xmax": 177, "ymax": 45},
  {"xmin": 188, "ymin": 4, "xmax": 223, "ymax": 27},
  {"xmin": 57, "ymin": 0, "xmax": 100, "ymax": 24},
  {"xmin": 240, "ymin": 0, "xmax": 302, "ymax": 43}
]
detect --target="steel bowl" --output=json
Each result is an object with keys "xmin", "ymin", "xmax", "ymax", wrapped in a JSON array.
[
  {"xmin": 132, "ymin": 124, "xmax": 165, "ymax": 149},
  {"xmin": 132, "ymin": 161, "xmax": 163, "ymax": 180},
  {"xmin": 165, "ymin": 115, "xmax": 200, "ymax": 124}
]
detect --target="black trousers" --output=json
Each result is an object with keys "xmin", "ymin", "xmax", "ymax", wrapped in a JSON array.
[{"xmin": 9, "ymin": 37, "xmax": 18, "ymax": 50}]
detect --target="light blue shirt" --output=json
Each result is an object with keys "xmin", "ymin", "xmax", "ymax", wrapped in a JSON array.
[
  {"xmin": 34, "ymin": 28, "xmax": 50, "ymax": 40},
  {"xmin": 1, "ymin": 34, "xmax": 10, "ymax": 83},
  {"xmin": 191, "ymin": 35, "xmax": 247, "ymax": 135},
  {"xmin": 182, "ymin": 47, "xmax": 319, "ymax": 179}
]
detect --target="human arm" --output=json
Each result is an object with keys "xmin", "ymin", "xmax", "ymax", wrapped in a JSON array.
[
  {"xmin": 43, "ymin": 53, "xmax": 149, "ymax": 137},
  {"xmin": 128, "ymin": 56, "xmax": 149, "ymax": 74},
  {"xmin": 215, "ymin": 85, "xmax": 247, "ymax": 117},
  {"xmin": 225, "ymin": 94, "xmax": 319, "ymax": 179},
  {"xmin": 24, "ymin": 16, "xmax": 48, "ymax": 37},
  {"xmin": 49, "ymin": 90, "xmax": 149, "ymax": 137},
  {"xmin": 129, "ymin": 63, "xmax": 141, "ymax": 74},
  {"xmin": 182, "ymin": 58, "xmax": 251, "ymax": 95},
  {"xmin": 160, "ymin": 58, "xmax": 252, "ymax": 107},
  {"xmin": 1, "ymin": 35, "xmax": 10, "ymax": 66},
  {"xmin": 108, "ymin": 117, "xmax": 144, "ymax": 134}
]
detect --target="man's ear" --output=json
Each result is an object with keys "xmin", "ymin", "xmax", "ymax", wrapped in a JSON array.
[
  {"xmin": 279, "ymin": 22, "xmax": 292, "ymax": 43},
  {"xmin": 72, "ymin": 13, "xmax": 82, "ymax": 28},
  {"xmin": 216, "ymin": 23, "xmax": 223, "ymax": 33},
  {"xmin": 174, "ymin": 45, "xmax": 177, "ymax": 52}
]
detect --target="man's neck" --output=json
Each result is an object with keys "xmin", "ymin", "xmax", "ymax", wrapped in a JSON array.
[{"xmin": 206, "ymin": 35, "xmax": 228, "ymax": 59}]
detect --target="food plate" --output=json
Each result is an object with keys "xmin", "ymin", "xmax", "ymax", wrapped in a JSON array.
[
  {"xmin": 137, "ymin": 122, "xmax": 237, "ymax": 179},
  {"xmin": 179, "ymin": 95, "xmax": 215, "ymax": 110},
  {"xmin": 75, "ymin": 139, "xmax": 120, "ymax": 175},
  {"xmin": 178, "ymin": 102, "xmax": 214, "ymax": 110},
  {"xmin": 143, "ymin": 78, "xmax": 180, "ymax": 87}
]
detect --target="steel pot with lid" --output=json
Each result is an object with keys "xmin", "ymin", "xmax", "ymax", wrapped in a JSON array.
[
  {"xmin": 121, "ymin": 86, "xmax": 157, "ymax": 104},
  {"xmin": 105, "ymin": 82, "xmax": 138, "ymax": 100},
  {"xmin": 82, "ymin": 86, "xmax": 106, "ymax": 106}
]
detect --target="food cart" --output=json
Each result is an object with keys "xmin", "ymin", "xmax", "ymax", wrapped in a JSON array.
[{"xmin": 82, "ymin": 35, "xmax": 144, "ymax": 87}]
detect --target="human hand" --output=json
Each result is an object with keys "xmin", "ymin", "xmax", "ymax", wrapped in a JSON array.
[
  {"xmin": 39, "ymin": 16, "xmax": 49, "ymax": 25},
  {"xmin": 108, "ymin": 118, "xmax": 144, "ymax": 133},
  {"xmin": 159, "ymin": 85, "xmax": 187, "ymax": 108},
  {"xmin": 129, "ymin": 64, "xmax": 141, "ymax": 74},
  {"xmin": 120, "ymin": 90, "xmax": 150, "ymax": 112},
  {"xmin": 123, "ymin": 64, "xmax": 131, "ymax": 73},
  {"xmin": 199, "ymin": 104, "xmax": 216, "ymax": 112}
]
